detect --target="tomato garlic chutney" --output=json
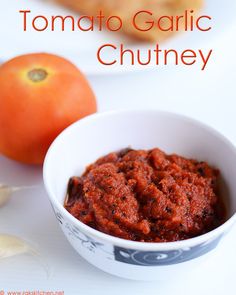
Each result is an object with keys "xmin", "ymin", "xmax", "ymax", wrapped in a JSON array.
[{"xmin": 65, "ymin": 148, "xmax": 225, "ymax": 242}]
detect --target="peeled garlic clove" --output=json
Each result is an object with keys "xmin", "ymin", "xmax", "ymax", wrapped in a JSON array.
[
  {"xmin": 0, "ymin": 234, "xmax": 33, "ymax": 258},
  {"xmin": 0, "ymin": 234, "xmax": 50, "ymax": 277},
  {"xmin": 0, "ymin": 184, "xmax": 37, "ymax": 207},
  {"xmin": 0, "ymin": 185, "xmax": 12, "ymax": 207}
]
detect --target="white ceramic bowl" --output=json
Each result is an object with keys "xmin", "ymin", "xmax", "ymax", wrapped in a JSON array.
[{"xmin": 43, "ymin": 110, "xmax": 236, "ymax": 280}]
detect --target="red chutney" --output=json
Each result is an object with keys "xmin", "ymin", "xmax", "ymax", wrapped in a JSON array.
[{"xmin": 65, "ymin": 148, "xmax": 225, "ymax": 242}]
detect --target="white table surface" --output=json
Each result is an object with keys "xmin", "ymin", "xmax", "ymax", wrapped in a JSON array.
[{"xmin": 0, "ymin": 6, "xmax": 236, "ymax": 295}]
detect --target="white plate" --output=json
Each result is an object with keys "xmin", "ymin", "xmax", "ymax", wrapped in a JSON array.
[{"xmin": 0, "ymin": 0, "xmax": 235, "ymax": 75}]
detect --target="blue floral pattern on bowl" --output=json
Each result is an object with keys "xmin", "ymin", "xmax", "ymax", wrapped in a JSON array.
[
  {"xmin": 53, "ymin": 207, "xmax": 222, "ymax": 266},
  {"xmin": 113, "ymin": 236, "xmax": 221, "ymax": 266}
]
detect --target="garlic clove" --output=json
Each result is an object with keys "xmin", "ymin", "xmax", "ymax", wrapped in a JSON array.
[
  {"xmin": 0, "ymin": 184, "xmax": 38, "ymax": 207},
  {"xmin": 0, "ymin": 185, "xmax": 12, "ymax": 207},
  {"xmin": 0, "ymin": 234, "xmax": 51, "ymax": 277},
  {"xmin": 0, "ymin": 234, "xmax": 33, "ymax": 258}
]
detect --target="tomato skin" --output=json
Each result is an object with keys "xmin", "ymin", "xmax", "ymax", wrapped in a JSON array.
[{"xmin": 0, "ymin": 53, "xmax": 97, "ymax": 165}]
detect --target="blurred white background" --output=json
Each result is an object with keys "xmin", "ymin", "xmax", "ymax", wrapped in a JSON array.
[{"xmin": 0, "ymin": 0, "xmax": 236, "ymax": 294}]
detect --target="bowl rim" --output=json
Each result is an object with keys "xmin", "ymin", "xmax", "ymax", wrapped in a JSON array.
[{"xmin": 43, "ymin": 109, "xmax": 236, "ymax": 251}]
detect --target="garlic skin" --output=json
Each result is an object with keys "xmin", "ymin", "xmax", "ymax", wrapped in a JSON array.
[{"xmin": 0, "ymin": 234, "xmax": 34, "ymax": 259}]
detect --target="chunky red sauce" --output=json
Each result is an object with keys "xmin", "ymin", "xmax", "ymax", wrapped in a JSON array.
[{"xmin": 65, "ymin": 148, "xmax": 225, "ymax": 242}]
